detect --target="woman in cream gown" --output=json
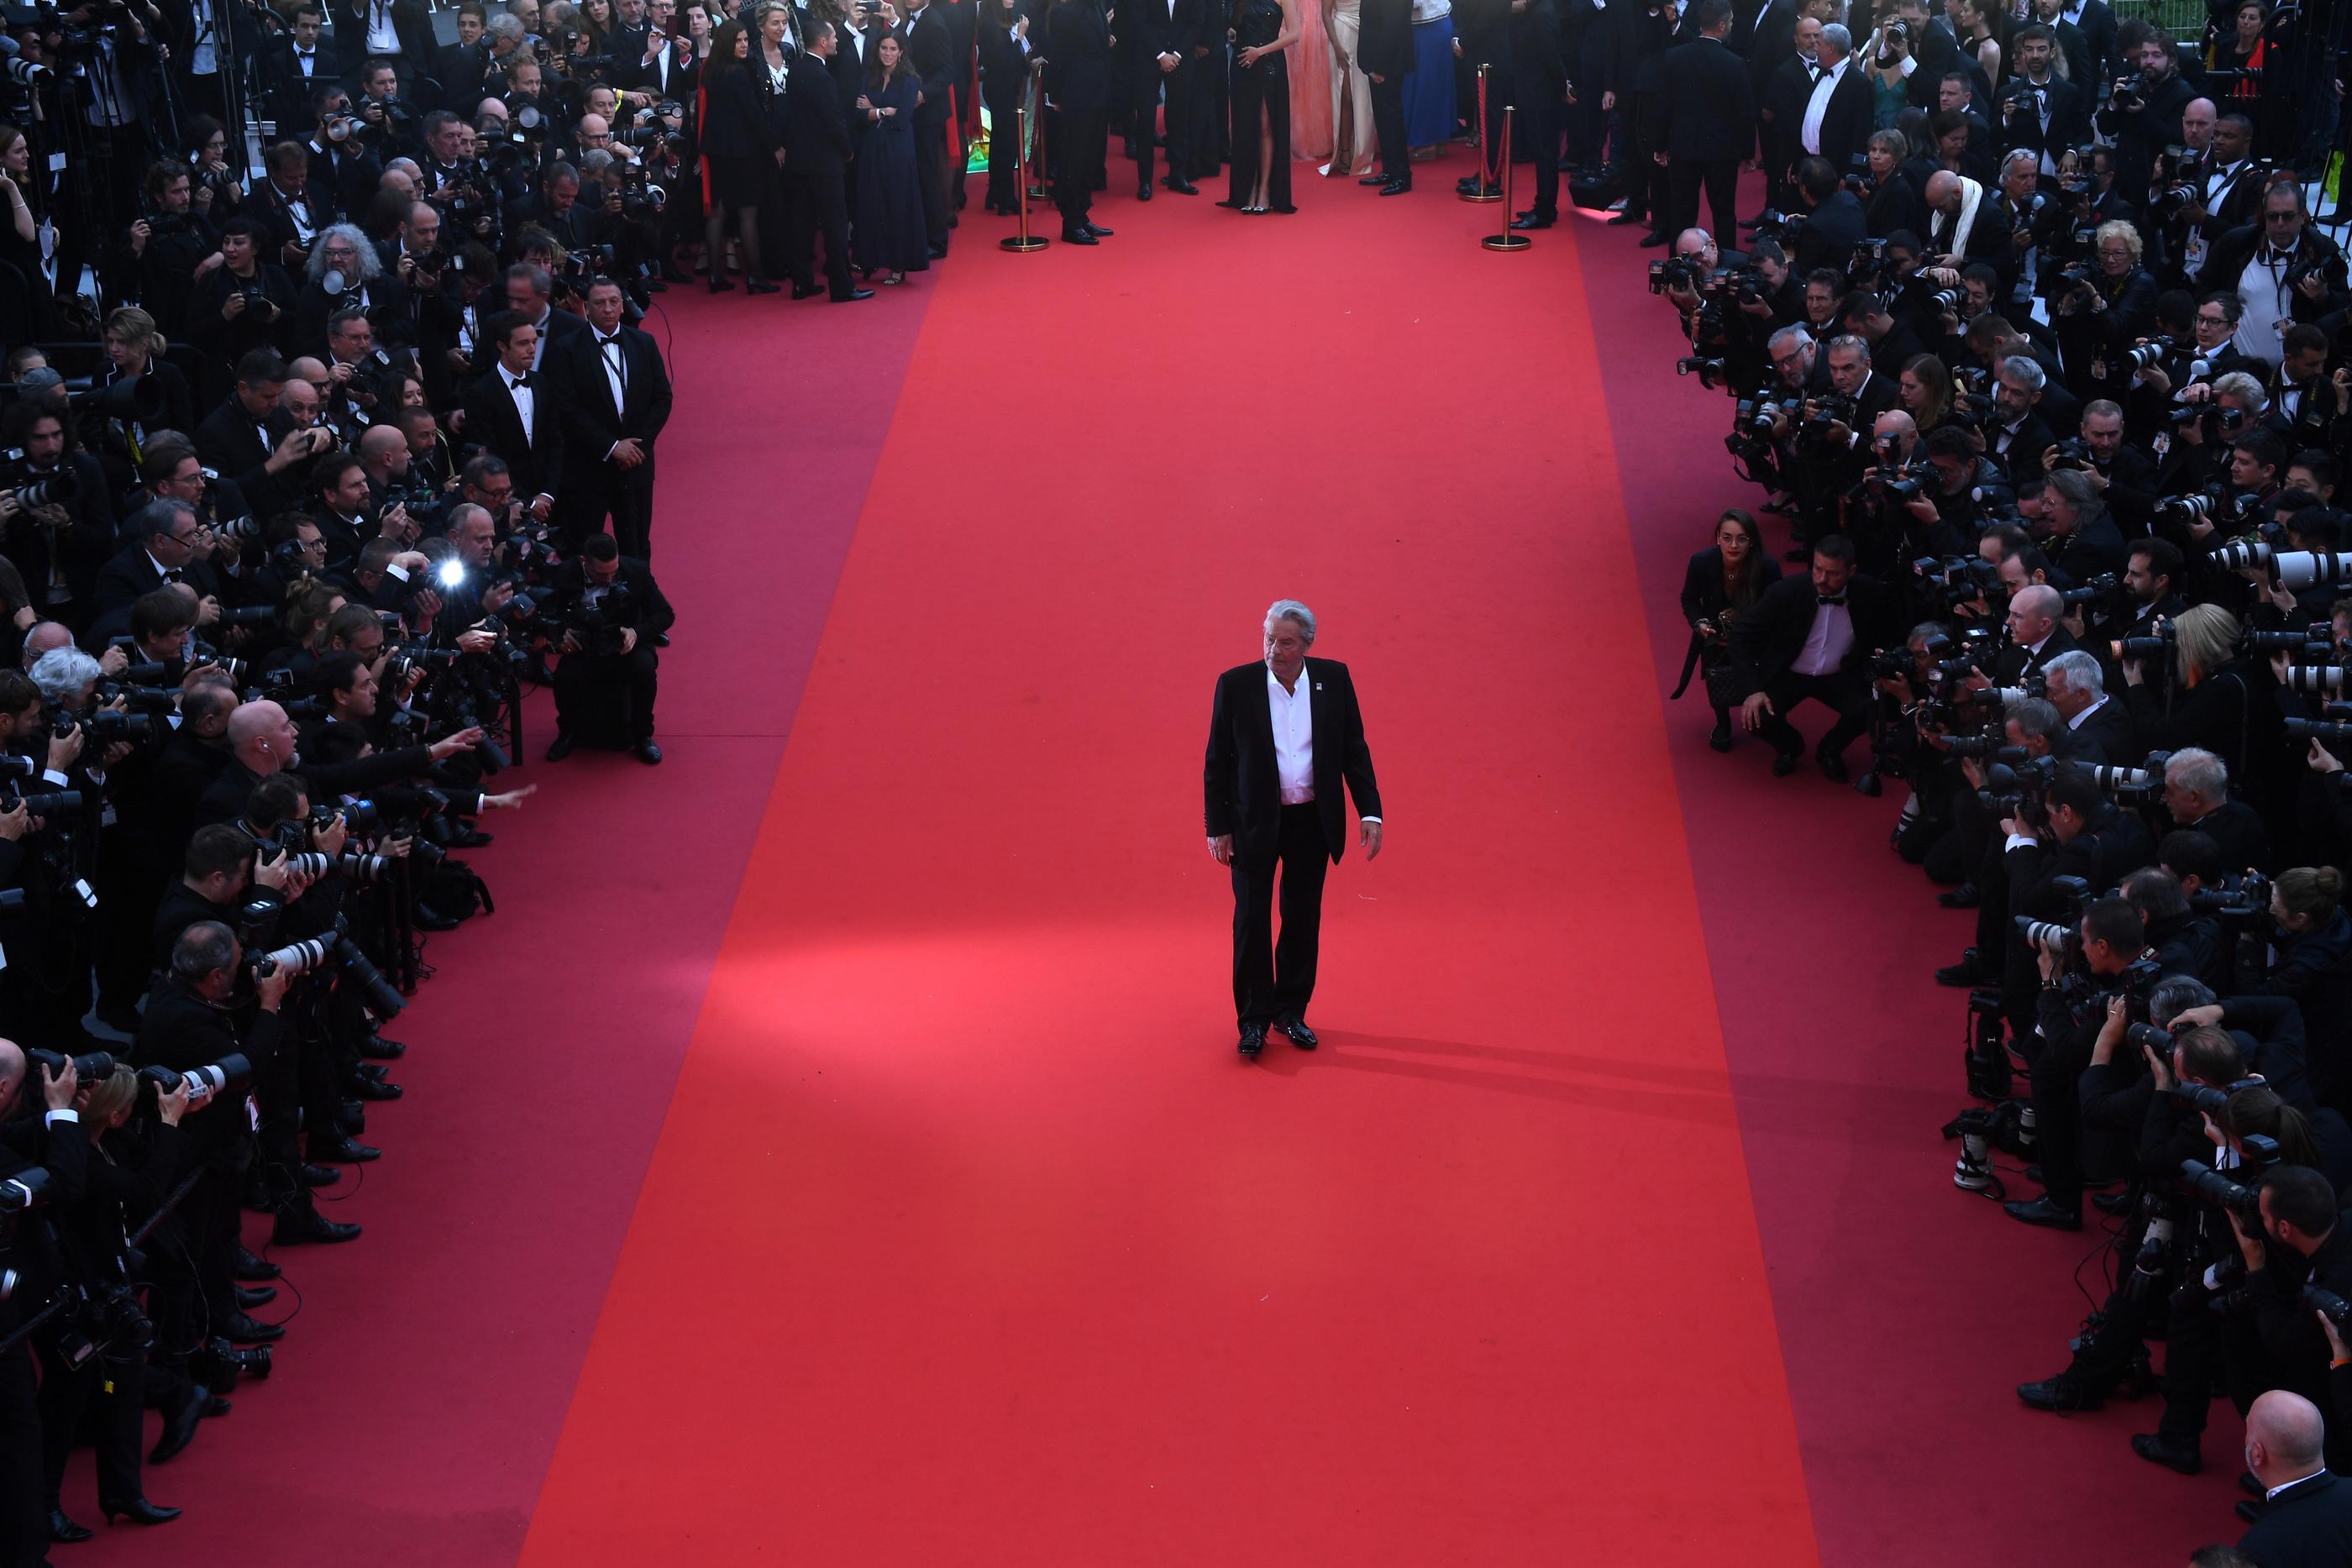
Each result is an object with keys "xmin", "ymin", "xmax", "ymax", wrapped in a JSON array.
[{"xmin": 1318, "ymin": 0, "xmax": 1378, "ymax": 176}]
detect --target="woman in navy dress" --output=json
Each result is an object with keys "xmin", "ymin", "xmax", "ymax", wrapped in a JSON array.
[
  {"xmin": 1221, "ymin": 0, "xmax": 1299, "ymax": 213},
  {"xmin": 853, "ymin": 34, "xmax": 932, "ymax": 283}
]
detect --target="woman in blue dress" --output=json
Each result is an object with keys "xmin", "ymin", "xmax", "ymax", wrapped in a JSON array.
[
  {"xmin": 853, "ymin": 33, "xmax": 932, "ymax": 284},
  {"xmin": 1401, "ymin": 0, "xmax": 1455, "ymax": 153}
]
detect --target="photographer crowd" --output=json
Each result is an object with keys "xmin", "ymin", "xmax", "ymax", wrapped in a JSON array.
[
  {"xmin": 0, "ymin": 0, "xmax": 711, "ymax": 1560},
  {"xmin": 1625, "ymin": 0, "xmax": 2352, "ymax": 1555}
]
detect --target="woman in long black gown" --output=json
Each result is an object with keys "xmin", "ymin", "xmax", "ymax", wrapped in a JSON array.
[
  {"xmin": 853, "ymin": 35, "xmax": 932, "ymax": 283},
  {"xmin": 1221, "ymin": 0, "xmax": 1300, "ymax": 213}
]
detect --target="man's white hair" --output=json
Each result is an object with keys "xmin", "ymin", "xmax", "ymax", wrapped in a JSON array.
[{"xmin": 1263, "ymin": 600, "xmax": 1315, "ymax": 645}]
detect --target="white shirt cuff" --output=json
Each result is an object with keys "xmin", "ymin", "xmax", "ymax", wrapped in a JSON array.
[
  {"xmin": 1360, "ymin": 815, "xmax": 1381, "ymax": 824},
  {"xmin": 41, "ymin": 768, "xmax": 66, "ymax": 787},
  {"xmin": 1896, "ymin": 54, "xmax": 1915, "ymax": 76},
  {"xmin": 2004, "ymin": 833, "xmax": 2037, "ymax": 852},
  {"xmin": 45, "ymin": 1108, "xmax": 76, "ymax": 1125}
]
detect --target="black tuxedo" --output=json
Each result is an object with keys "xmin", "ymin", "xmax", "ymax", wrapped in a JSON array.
[
  {"xmin": 1759, "ymin": 52, "xmax": 1816, "ymax": 202},
  {"xmin": 781, "ymin": 51, "xmax": 858, "ymax": 298},
  {"xmin": 1994, "ymin": 73, "xmax": 2087, "ymax": 167},
  {"xmin": 1362, "ymin": 0, "xmax": 1413, "ymax": 180},
  {"xmin": 459, "ymin": 366, "xmax": 564, "ymax": 502},
  {"xmin": 548, "ymin": 323, "xmax": 674, "ymax": 559},
  {"xmin": 2239, "ymin": 1471, "xmax": 2352, "ymax": 1568},
  {"xmin": 267, "ymin": 38, "xmax": 348, "ymax": 128},
  {"xmin": 1126, "ymin": 0, "xmax": 1206, "ymax": 187},
  {"xmin": 433, "ymin": 39, "xmax": 492, "ymax": 108},
  {"xmin": 1806, "ymin": 60, "xmax": 1873, "ymax": 179},
  {"xmin": 1656, "ymin": 34, "xmax": 1751, "ymax": 241},
  {"xmin": 87, "ymin": 546, "xmax": 223, "ymax": 621},
  {"xmin": 899, "ymin": 3, "xmax": 958, "ymax": 246},
  {"xmin": 1793, "ymin": 186, "xmax": 1866, "ymax": 275},
  {"xmin": 1204, "ymin": 657, "xmax": 1382, "ymax": 1029},
  {"xmin": 1044, "ymin": 0, "xmax": 1112, "ymax": 232},
  {"xmin": 1727, "ymin": 571, "xmax": 1894, "ymax": 763}
]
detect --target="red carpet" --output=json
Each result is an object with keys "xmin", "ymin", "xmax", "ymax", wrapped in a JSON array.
[{"xmin": 516, "ymin": 159, "xmax": 1817, "ymax": 1564}]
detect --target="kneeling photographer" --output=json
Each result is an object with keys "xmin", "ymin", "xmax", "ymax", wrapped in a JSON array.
[{"xmin": 542, "ymin": 533, "xmax": 671, "ymax": 765}]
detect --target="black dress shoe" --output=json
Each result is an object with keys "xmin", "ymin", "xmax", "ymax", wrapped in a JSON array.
[
  {"xmin": 790, "ymin": 282, "xmax": 822, "ymax": 299},
  {"xmin": 1275, "ymin": 1016, "xmax": 1318, "ymax": 1050},
  {"xmin": 1137, "ymin": 181, "xmax": 1153, "ymax": 200},
  {"xmin": 310, "ymin": 1134, "xmax": 381, "ymax": 1164},
  {"xmin": 223, "ymin": 1311, "xmax": 285, "ymax": 1345},
  {"xmin": 832, "ymin": 288, "xmax": 876, "ymax": 302},
  {"xmin": 707, "ymin": 275, "xmax": 735, "ymax": 294},
  {"xmin": 545, "ymin": 731, "xmax": 575, "ymax": 761},
  {"xmin": 633, "ymin": 740, "xmax": 664, "ymax": 765},
  {"xmin": 927, "ymin": 242, "xmax": 950, "ymax": 258},
  {"xmin": 102, "ymin": 1499, "xmax": 181, "ymax": 1527},
  {"xmin": 50, "ymin": 1510, "xmax": 92, "ymax": 1543},
  {"xmin": 1937, "ymin": 883, "xmax": 1982, "ymax": 909},
  {"xmin": 2130, "ymin": 1431, "xmax": 2202, "ymax": 1474},
  {"xmin": 2092, "ymin": 1188, "xmax": 2133, "ymax": 1215},
  {"xmin": 1604, "ymin": 209, "xmax": 1646, "ymax": 225},
  {"xmin": 1709, "ymin": 718, "xmax": 1734, "ymax": 753},
  {"xmin": 202, "ymin": 1393, "xmax": 230, "ymax": 1417},
  {"xmin": 2003, "ymin": 1195, "xmax": 2083, "ymax": 1230},
  {"xmin": 743, "ymin": 279, "xmax": 780, "ymax": 296},
  {"xmin": 1639, "ymin": 231, "xmax": 1671, "ymax": 247},
  {"xmin": 1378, "ymin": 178, "xmax": 1411, "ymax": 194},
  {"xmin": 411, "ymin": 904, "xmax": 462, "ymax": 932},
  {"xmin": 1814, "ymin": 746, "xmax": 1849, "ymax": 784},
  {"xmin": 1935, "ymin": 949, "xmax": 1985, "ymax": 987},
  {"xmin": 235, "ymin": 1284, "xmax": 277, "ymax": 1309},
  {"xmin": 345, "ymin": 1074, "xmax": 402, "ymax": 1101},
  {"xmin": 1084, "ymin": 221, "xmax": 1114, "ymax": 236},
  {"xmin": 1509, "ymin": 213, "xmax": 1554, "ymax": 230},
  {"xmin": 1359, "ymin": 173, "xmax": 1390, "ymax": 186},
  {"xmin": 448, "ymin": 826, "xmax": 493, "ymax": 848},
  {"xmin": 2017, "ymin": 1371, "xmax": 2103, "ymax": 1411},
  {"xmin": 360, "ymin": 1034, "xmax": 406, "ymax": 1060},
  {"xmin": 274, "ymin": 1208, "xmax": 362, "ymax": 1245},
  {"xmin": 299, "ymin": 1162, "xmax": 340, "ymax": 1188},
  {"xmin": 1237, "ymin": 1021, "xmax": 1267, "ymax": 1059},
  {"xmin": 233, "ymin": 1246, "xmax": 279, "ymax": 1281},
  {"xmin": 149, "ymin": 1384, "xmax": 208, "ymax": 1465},
  {"xmin": 1771, "ymin": 747, "xmax": 1801, "ymax": 777},
  {"xmin": 1168, "ymin": 179, "xmax": 1199, "ymax": 193},
  {"xmin": 1062, "ymin": 228, "xmax": 1100, "ymax": 244}
]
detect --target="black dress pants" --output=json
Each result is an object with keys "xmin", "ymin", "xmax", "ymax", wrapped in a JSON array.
[
  {"xmin": 1055, "ymin": 108, "xmax": 1105, "ymax": 232},
  {"xmin": 913, "ymin": 108, "xmax": 953, "ymax": 246},
  {"xmin": 1669, "ymin": 154, "xmax": 1739, "ymax": 243},
  {"xmin": 0, "ymin": 1345, "xmax": 42, "ymax": 1566},
  {"xmin": 785, "ymin": 172, "xmax": 855, "ymax": 298},
  {"xmin": 1516, "ymin": 70, "xmax": 1562, "ymax": 216},
  {"xmin": 37, "ymin": 1343, "xmax": 141, "ymax": 1513},
  {"xmin": 1230, "ymin": 802, "xmax": 1330, "ymax": 1027},
  {"xmin": 1369, "ymin": 71, "xmax": 1407, "ymax": 180},
  {"xmin": 1133, "ymin": 63, "xmax": 1193, "ymax": 184},
  {"xmin": 1755, "ymin": 667, "xmax": 1872, "ymax": 760}
]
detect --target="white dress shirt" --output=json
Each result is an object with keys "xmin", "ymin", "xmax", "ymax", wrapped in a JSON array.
[
  {"xmin": 1801, "ymin": 56, "xmax": 1846, "ymax": 155},
  {"xmin": 1790, "ymin": 596, "xmax": 1854, "ymax": 677},
  {"xmin": 1268, "ymin": 664, "xmax": 1315, "ymax": 804},
  {"xmin": 504, "ymin": 366, "xmax": 536, "ymax": 443}
]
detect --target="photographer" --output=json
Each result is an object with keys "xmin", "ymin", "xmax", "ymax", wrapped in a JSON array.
[
  {"xmin": 0, "ymin": 399, "xmax": 117, "ymax": 622},
  {"xmin": 291, "ymin": 223, "xmax": 412, "ymax": 359},
  {"xmin": 2007, "ymin": 894, "xmax": 2152, "ymax": 1229},
  {"xmin": 2196, "ymin": 182, "xmax": 2347, "ymax": 372},
  {"xmin": 0, "ymin": 1041, "xmax": 85, "ymax": 1564},
  {"xmin": 2234, "ymin": 1165, "xmax": 2352, "ymax": 1474},
  {"xmin": 185, "ymin": 218, "xmax": 297, "ymax": 379},
  {"xmin": 542, "ymin": 531, "xmax": 670, "ymax": 763},
  {"xmin": 2101, "ymin": 31, "xmax": 2194, "ymax": 214}
]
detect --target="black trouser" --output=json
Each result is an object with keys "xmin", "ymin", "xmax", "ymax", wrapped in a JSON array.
[
  {"xmin": 1669, "ymin": 154, "xmax": 1739, "ymax": 243},
  {"xmin": 1756, "ymin": 667, "xmax": 1872, "ymax": 761},
  {"xmin": 1055, "ymin": 108, "xmax": 1105, "ymax": 232},
  {"xmin": 0, "ymin": 1344, "xmax": 43, "ymax": 1566},
  {"xmin": 1369, "ymin": 70, "xmax": 1408, "ymax": 181},
  {"xmin": 37, "ymin": 1340, "xmax": 141, "ymax": 1513},
  {"xmin": 1230, "ymin": 802, "xmax": 1330, "ymax": 1028},
  {"xmin": 913, "ymin": 108, "xmax": 953, "ymax": 246},
  {"xmin": 1516, "ymin": 68, "xmax": 1562, "ymax": 216},
  {"xmin": 785, "ymin": 171, "xmax": 854, "ymax": 298},
  {"xmin": 553, "ymin": 645, "xmax": 660, "ymax": 744},
  {"xmin": 554, "ymin": 475, "xmax": 657, "ymax": 562},
  {"xmin": 1133, "ymin": 62, "xmax": 1193, "ymax": 185},
  {"xmin": 2019, "ymin": 1023, "xmax": 2091, "ymax": 1209},
  {"xmin": 2158, "ymin": 1272, "xmax": 2271, "ymax": 1446}
]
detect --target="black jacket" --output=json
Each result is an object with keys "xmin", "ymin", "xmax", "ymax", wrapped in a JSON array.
[
  {"xmin": 1656, "ymin": 35, "xmax": 1752, "ymax": 162},
  {"xmin": 2239, "ymin": 1471, "xmax": 2352, "ymax": 1568},
  {"xmin": 459, "ymin": 366, "xmax": 566, "ymax": 502},
  {"xmin": 1204, "ymin": 658, "xmax": 1382, "ymax": 869},
  {"xmin": 1725, "ymin": 571, "xmax": 1896, "ymax": 693},
  {"xmin": 547, "ymin": 323, "xmax": 675, "ymax": 495},
  {"xmin": 1044, "ymin": 0, "xmax": 1113, "ymax": 113},
  {"xmin": 781, "ymin": 51, "xmax": 854, "ymax": 175}
]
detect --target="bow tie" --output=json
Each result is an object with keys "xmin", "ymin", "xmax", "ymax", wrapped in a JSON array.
[
  {"xmin": 1818, "ymin": 594, "xmax": 1846, "ymax": 606},
  {"xmin": 597, "ymin": 333, "xmax": 620, "ymax": 349},
  {"xmin": 2262, "ymin": 245, "xmax": 2297, "ymax": 266},
  {"xmin": 160, "ymin": 568, "xmax": 184, "ymax": 582},
  {"xmin": 296, "ymin": 47, "xmax": 314, "ymax": 58},
  {"xmin": 507, "ymin": 372, "xmax": 532, "ymax": 389}
]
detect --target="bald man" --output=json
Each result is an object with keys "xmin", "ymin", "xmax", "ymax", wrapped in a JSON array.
[
  {"xmin": 1998, "ymin": 581, "xmax": 2078, "ymax": 679},
  {"xmin": 192, "ymin": 699, "xmax": 301, "ymax": 829},
  {"xmin": 2239, "ymin": 1390, "xmax": 2352, "ymax": 1560}
]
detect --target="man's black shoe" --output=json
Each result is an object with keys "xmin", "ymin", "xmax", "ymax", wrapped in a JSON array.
[
  {"xmin": 1276, "ymin": 1017, "xmax": 1318, "ymax": 1050},
  {"xmin": 345, "ymin": 1074, "xmax": 402, "ymax": 1101},
  {"xmin": 298, "ymin": 1162, "xmax": 340, "ymax": 1188},
  {"xmin": 545, "ymin": 732, "xmax": 576, "ymax": 762},
  {"xmin": 1238, "ymin": 1021, "xmax": 1266, "ymax": 1059},
  {"xmin": 1509, "ymin": 213, "xmax": 1554, "ymax": 230},
  {"xmin": 927, "ymin": 242, "xmax": 950, "ymax": 257},
  {"xmin": 1062, "ymin": 228, "xmax": 1100, "ymax": 244},
  {"xmin": 1771, "ymin": 747, "xmax": 1801, "ymax": 777},
  {"xmin": 2018, "ymin": 1372, "xmax": 2103, "ymax": 1411},
  {"xmin": 2003, "ymin": 1196, "xmax": 2083, "ymax": 1230},
  {"xmin": 149, "ymin": 1384, "xmax": 208, "ymax": 1465},
  {"xmin": 1167, "ymin": 179, "xmax": 1200, "ymax": 193},
  {"xmin": 412, "ymin": 904, "xmax": 463, "ymax": 932},
  {"xmin": 2093, "ymin": 1189, "xmax": 2133, "ymax": 1216},
  {"xmin": 1137, "ymin": 181, "xmax": 1153, "ymax": 200},
  {"xmin": 1084, "ymin": 222, "xmax": 1113, "ymax": 236},
  {"xmin": 235, "ymin": 1284, "xmax": 277, "ymax": 1309},
  {"xmin": 790, "ymin": 282, "xmax": 822, "ymax": 299},
  {"xmin": 360, "ymin": 1035, "xmax": 406, "ymax": 1060},
  {"xmin": 2236, "ymin": 1499, "xmax": 2265, "ymax": 1525},
  {"xmin": 448, "ymin": 826, "xmax": 493, "ymax": 848},
  {"xmin": 2130, "ymin": 1432, "xmax": 2202, "ymax": 1474},
  {"xmin": 223, "ymin": 1312, "xmax": 284, "ymax": 1345},
  {"xmin": 1937, "ymin": 883, "xmax": 1982, "ymax": 909},
  {"xmin": 1378, "ymin": 177, "xmax": 1411, "ymax": 195},
  {"xmin": 310, "ymin": 1135, "xmax": 380, "ymax": 1164},
  {"xmin": 274, "ymin": 1209, "xmax": 362, "ymax": 1245},
  {"xmin": 50, "ymin": 1510, "xmax": 92, "ymax": 1543},
  {"xmin": 633, "ymin": 740, "xmax": 664, "ymax": 765},
  {"xmin": 1604, "ymin": 209, "xmax": 1646, "ymax": 226},
  {"xmin": 1815, "ymin": 746, "xmax": 1849, "ymax": 784},
  {"xmin": 832, "ymin": 288, "xmax": 876, "ymax": 302},
  {"xmin": 1935, "ymin": 950, "xmax": 1986, "ymax": 987},
  {"xmin": 1359, "ymin": 173, "xmax": 1391, "ymax": 185},
  {"xmin": 101, "ymin": 1498, "xmax": 180, "ymax": 1527},
  {"xmin": 234, "ymin": 1247, "xmax": 279, "ymax": 1281},
  {"xmin": 1639, "ymin": 231, "xmax": 1671, "ymax": 247}
]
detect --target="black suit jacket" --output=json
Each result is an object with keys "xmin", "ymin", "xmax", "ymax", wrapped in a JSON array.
[
  {"xmin": 1204, "ymin": 657, "xmax": 1382, "ymax": 868},
  {"xmin": 1360, "ymin": 0, "xmax": 1414, "ymax": 78},
  {"xmin": 1656, "ymin": 36, "xmax": 1753, "ymax": 162},
  {"xmin": 459, "ymin": 368, "xmax": 565, "ymax": 501},
  {"xmin": 782, "ymin": 52, "xmax": 854, "ymax": 174},
  {"xmin": 1812, "ymin": 63, "xmax": 1874, "ymax": 176},
  {"xmin": 1044, "ymin": 0, "xmax": 1112, "ymax": 112},
  {"xmin": 1793, "ymin": 188, "xmax": 1866, "ymax": 274},
  {"xmin": 549, "ymin": 323, "xmax": 675, "ymax": 495},
  {"xmin": 2055, "ymin": 695, "xmax": 2136, "ymax": 766},
  {"xmin": 1126, "ymin": 0, "xmax": 1209, "ymax": 75},
  {"xmin": 2239, "ymin": 1472, "xmax": 2352, "ymax": 1568},
  {"xmin": 1727, "ymin": 571, "xmax": 1896, "ymax": 692},
  {"xmin": 88, "ymin": 546, "xmax": 223, "ymax": 621},
  {"xmin": 899, "ymin": 2, "xmax": 958, "ymax": 120}
]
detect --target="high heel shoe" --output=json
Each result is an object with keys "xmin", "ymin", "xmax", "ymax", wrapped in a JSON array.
[{"xmin": 102, "ymin": 1498, "xmax": 181, "ymax": 1526}]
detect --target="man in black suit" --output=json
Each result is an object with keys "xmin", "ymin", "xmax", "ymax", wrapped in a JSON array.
[
  {"xmin": 1727, "ymin": 533, "xmax": 1892, "ymax": 777},
  {"xmin": 1795, "ymin": 23, "xmax": 1872, "ymax": 181},
  {"xmin": 1505, "ymin": 0, "xmax": 1564, "ymax": 229},
  {"xmin": 1203, "ymin": 600, "xmax": 1383, "ymax": 1060},
  {"xmin": 1126, "ymin": 0, "xmax": 1205, "ymax": 197},
  {"xmin": 1359, "ymin": 0, "xmax": 1413, "ymax": 194},
  {"xmin": 2239, "ymin": 1402, "xmax": 2352, "ymax": 1562},
  {"xmin": 549, "ymin": 278, "xmax": 675, "ymax": 559},
  {"xmin": 497, "ymin": 263, "xmax": 591, "ymax": 374},
  {"xmin": 1994, "ymin": 26, "xmax": 2086, "ymax": 181},
  {"xmin": 265, "ymin": 3, "xmax": 346, "ymax": 132},
  {"xmin": 543, "ymin": 532, "xmax": 675, "ymax": 764},
  {"xmin": 899, "ymin": 0, "xmax": 958, "ymax": 255},
  {"xmin": 459, "ymin": 311, "xmax": 564, "ymax": 517},
  {"xmin": 1756, "ymin": 14, "xmax": 1819, "ymax": 216},
  {"xmin": 87, "ymin": 502, "xmax": 224, "ymax": 621},
  {"xmin": 1654, "ymin": 0, "xmax": 1751, "ymax": 244},
  {"xmin": 1045, "ymin": 0, "xmax": 1114, "ymax": 244},
  {"xmin": 1789, "ymin": 156, "xmax": 1862, "ymax": 275},
  {"xmin": 781, "ymin": 24, "xmax": 871, "ymax": 302},
  {"xmin": 2043, "ymin": 650, "xmax": 2135, "ymax": 764},
  {"xmin": 434, "ymin": 3, "xmax": 495, "ymax": 110}
]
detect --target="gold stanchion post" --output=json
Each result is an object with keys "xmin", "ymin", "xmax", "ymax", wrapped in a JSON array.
[
  {"xmin": 1460, "ymin": 64, "xmax": 1502, "ymax": 202},
  {"xmin": 1002, "ymin": 105, "xmax": 1049, "ymax": 252},
  {"xmin": 1481, "ymin": 107, "xmax": 1530, "ymax": 249}
]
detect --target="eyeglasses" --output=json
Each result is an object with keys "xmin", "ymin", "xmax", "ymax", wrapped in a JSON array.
[{"xmin": 2265, "ymin": 211, "xmax": 2302, "ymax": 222}]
